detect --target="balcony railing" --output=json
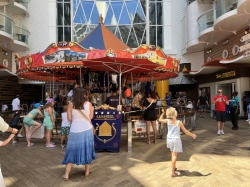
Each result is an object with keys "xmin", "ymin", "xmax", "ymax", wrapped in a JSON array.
[
  {"xmin": 0, "ymin": 14, "xmax": 14, "ymax": 37},
  {"xmin": 213, "ymin": 0, "xmax": 238, "ymax": 19},
  {"xmin": 198, "ymin": 10, "xmax": 214, "ymax": 33},
  {"xmin": 13, "ymin": 26, "xmax": 30, "ymax": 44},
  {"xmin": 186, "ymin": 0, "xmax": 196, "ymax": 5},
  {"xmin": 14, "ymin": 0, "xmax": 29, "ymax": 9}
]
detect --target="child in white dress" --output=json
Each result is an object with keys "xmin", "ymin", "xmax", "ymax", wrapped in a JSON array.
[{"xmin": 159, "ymin": 107, "xmax": 196, "ymax": 177}]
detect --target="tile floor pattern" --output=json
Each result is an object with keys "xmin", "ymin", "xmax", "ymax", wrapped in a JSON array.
[{"xmin": 1, "ymin": 117, "xmax": 250, "ymax": 187}]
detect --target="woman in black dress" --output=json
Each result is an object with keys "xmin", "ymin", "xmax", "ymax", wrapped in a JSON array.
[{"xmin": 143, "ymin": 90, "xmax": 157, "ymax": 144}]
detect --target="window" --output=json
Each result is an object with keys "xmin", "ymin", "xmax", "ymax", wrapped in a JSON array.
[{"xmin": 57, "ymin": 0, "xmax": 71, "ymax": 42}]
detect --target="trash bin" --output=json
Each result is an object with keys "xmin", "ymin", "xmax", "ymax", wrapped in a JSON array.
[{"xmin": 92, "ymin": 109, "xmax": 122, "ymax": 152}]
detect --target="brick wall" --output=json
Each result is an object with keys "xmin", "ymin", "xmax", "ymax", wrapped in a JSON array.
[
  {"xmin": 0, "ymin": 77, "xmax": 42, "ymax": 109},
  {"xmin": 0, "ymin": 47, "xmax": 12, "ymax": 72},
  {"xmin": 204, "ymin": 26, "xmax": 249, "ymax": 61}
]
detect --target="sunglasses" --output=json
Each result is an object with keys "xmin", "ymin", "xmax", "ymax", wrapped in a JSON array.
[{"xmin": 217, "ymin": 91, "xmax": 222, "ymax": 93}]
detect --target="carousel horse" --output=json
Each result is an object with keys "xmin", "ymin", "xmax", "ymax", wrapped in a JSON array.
[
  {"xmin": 90, "ymin": 93, "xmax": 101, "ymax": 107},
  {"xmin": 132, "ymin": 92, "xmax": 143, "ymax": 110}
]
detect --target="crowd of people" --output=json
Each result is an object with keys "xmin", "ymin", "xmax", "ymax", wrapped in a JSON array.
[{"xmin": 1, "ymin": 82, "xmax": 250, "ymax": 183}]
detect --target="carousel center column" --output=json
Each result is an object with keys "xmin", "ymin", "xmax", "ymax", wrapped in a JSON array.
[{"xmin": 155, "ymin": 80, "xmax": 169, "ymax": 106}]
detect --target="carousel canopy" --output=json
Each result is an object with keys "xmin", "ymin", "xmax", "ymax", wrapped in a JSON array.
[{"xmin": 79, "ymin": 23, "xmax": 129, "ymax": 50}]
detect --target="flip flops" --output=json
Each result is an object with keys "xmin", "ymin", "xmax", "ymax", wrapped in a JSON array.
[
  {"xmin": 62, "ymin": 176, "xmax": 68, "ymax": 181},
  {"xmin": 27, "ymin": 143, "xmax": 34, "ymax": 147}
]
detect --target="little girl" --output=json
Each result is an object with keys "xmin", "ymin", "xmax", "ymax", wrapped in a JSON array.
[
  {"xmin": 159, "ymin": 107, "xmax": 196, "ymax": 177},
  {"xmin": 0, "ymin": 133, "xmax": 16, "ymax": 187},
  {"xmin": 60, "ymin": 105, "xmax": 70, "ymax": 148}
]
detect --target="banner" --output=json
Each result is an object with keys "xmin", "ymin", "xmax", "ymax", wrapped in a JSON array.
[
  {"xmin": 92, "ymin": 109, "xmax": 122, "ymax": 152},
  {"xmin": 134, "ymin": 120, "xmax": 159, "ymax": 133}
]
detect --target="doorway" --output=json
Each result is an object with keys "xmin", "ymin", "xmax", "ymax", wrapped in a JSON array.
[{"xmin": 217, "ymin": 83, "xmax": 233, "ymax": 99}]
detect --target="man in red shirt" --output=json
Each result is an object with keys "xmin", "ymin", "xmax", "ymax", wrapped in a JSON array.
[{"xmin": 212, "ymin": 89, "xmax": 229, "ymax": 136}]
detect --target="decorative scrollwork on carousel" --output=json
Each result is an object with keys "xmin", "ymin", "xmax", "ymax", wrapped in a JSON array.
[
  {"xmin": 14, "ymin": 53, "xmax": 21, "ymax": 70},
  {"xmin": 58, "ymin": 41, "xmax": 68, "ymax": 47},
  {"xmin": 52, "ymin": 43, "xmax": 58, "ymax": 48},
  {"xmin": 95, "ymin": 104, "xmax": 116, "ymax": 110},
  {"xmin": 95, "ymin": 122, "xmax": 116, "ymax": 144},
  {"xmin": 104, "ymin": 48, "xmax": 116, "ymax": 57},
  {"xmin": 24, "ymin": 54, "xmax": 32, "ymax": 69}
]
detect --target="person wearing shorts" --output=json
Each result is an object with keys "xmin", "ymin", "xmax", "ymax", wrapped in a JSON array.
[
  {"xmin": 61, "ymin": 105, "xmax": 70, "ymax": 148},
  {"xmin": 23, "ymin": 103, "xmax": 44, "ymax": 147},
  {"xmin": 197, "ymin": 92, "xmax": 209, "ymax": 118},
  {"xmin": 43, "ymin": 99, "xmax": 56, "ymax": 148},
  {"xmin": 212, "ymin": 89, "xmax": 229, "ymax": 136}
]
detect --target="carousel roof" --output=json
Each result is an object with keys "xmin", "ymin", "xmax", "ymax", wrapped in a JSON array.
[{"xmin": 79, "ymin": 23, "xmax": 129, "ymax": 50}]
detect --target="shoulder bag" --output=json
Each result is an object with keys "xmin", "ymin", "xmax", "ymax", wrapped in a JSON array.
[
  {"xmin": 77, "ymin": 109, "xmax": 96, "ymax": 135},
  {"xmin": 143, "ymin": 99, "xmax": 154, "ymax": 111}
]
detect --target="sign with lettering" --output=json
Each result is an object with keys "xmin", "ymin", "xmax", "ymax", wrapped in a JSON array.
[
  {"xmin": 216, "ymin": 71, "xmax": 236, "ymax": 79},
  {"xmin": 134, "ymin": 120, "xmax": 159, "ymax": 133},
  {"xmin": 92, "ymin": 110, "xmax": 122, "ymax": 152}
]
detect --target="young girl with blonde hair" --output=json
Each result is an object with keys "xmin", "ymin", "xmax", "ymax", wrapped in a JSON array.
[{"xmin": 159, "ymin": 107, "xmax": 196, "ymax": 177}]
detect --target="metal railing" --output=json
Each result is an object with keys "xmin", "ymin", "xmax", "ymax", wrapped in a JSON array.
[
  {"xmin": 14, "ymin": 0, "xmax": 29, "ymax": 9},
  {"xmin": 198, "ymin": 10, "xmax": 214, "ymax": 33},
  {"xmin": 0, "ymin": 14, "xmax": 14, "ymax": 37},
  {"xmin": 13, "ymin": 26, "xmax": 30, "ymax": 44},
  {"xmin": 213, "ymin": 0, "xmax": 238, "ymax": 19},
  {"xmin": 186, "ymin": 0, "xmax": 196, "ymax": 5}
]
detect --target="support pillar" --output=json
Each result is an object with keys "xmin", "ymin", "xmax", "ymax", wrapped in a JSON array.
[{"xmin": 155, "ymin": 80, "xmax": 169, "ymax": 106}]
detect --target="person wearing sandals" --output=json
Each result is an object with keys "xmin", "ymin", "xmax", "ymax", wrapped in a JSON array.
[
  {"xmin": 62, "ymin": 87, "xmax": 96, "ymax": 180},
  {"xmin": 43, "ymin": 99, "xmax": 56, "ymax": 148},
  {"xmin": 159, "ymin": 107, "xmax": 196, "ymax": 177},
  {"xmin": 197, "ymin": 92, "xmax": 209, "ymax": 118},
  {"xmin": 142, "ymin": 90, "xmax": 157, "ymax": 144},
  {"xmin": 60, "ymin": 105, "xmax": 70, "ymax": 148},
  {"xmin": 23, "ymin": 103, "xmax": 44, "ymax": 147}
]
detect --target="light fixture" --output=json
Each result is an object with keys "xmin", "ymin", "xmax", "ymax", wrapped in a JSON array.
[
  {"xmin": 207, "ymin": 49, "xmax": 212, "ymax": 54},
  {"xmin": 245, "ymin": 28, "xmax": 250, "ymax": 35}
]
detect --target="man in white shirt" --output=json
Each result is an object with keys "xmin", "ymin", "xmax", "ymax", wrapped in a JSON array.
[
  {"xmin": 1, "ymin": 104, "xmax": 8, "ymax": 112},
  {"xmin": 67, "ymin": 83, "xmax": 80, "ymax": 102},
  {"xmin": 12, "ymin": 95, "xmax": 22, "ymax": 111},
  {"xmin": 11, "ymin": 95, "xmax": 23, "ymax": 137}
]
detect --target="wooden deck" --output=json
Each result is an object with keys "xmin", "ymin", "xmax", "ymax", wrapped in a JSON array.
[{"xmin": 1, "ymin": 117, "xmax": 250, "ymax": 187}]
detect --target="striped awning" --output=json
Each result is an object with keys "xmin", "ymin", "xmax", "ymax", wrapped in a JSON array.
[{"xmin": 169, "ymin": 72, "xmax": 195, "ymax": 85}]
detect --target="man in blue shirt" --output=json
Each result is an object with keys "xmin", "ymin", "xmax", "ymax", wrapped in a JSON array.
[
  {"xmin": 230, "ymin": 91, "xmax": 240, "ymax": 130},
  {"xmin": 165, "ymin": 93, "xmax": 172, "ymax": 106}
]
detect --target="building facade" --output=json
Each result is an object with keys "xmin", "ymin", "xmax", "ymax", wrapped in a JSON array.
[{"xmin": 182, "ymin": 0, "xmax": 250, "ymax": 115}]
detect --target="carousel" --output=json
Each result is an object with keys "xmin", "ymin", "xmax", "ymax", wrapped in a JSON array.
[{"xmin": 15, "ymin": 19, "xmax": 180, "ymax": 152}]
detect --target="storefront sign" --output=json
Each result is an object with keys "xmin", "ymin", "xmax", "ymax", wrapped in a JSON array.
[
  {"xmin": 134, "ymin": 120, "xmax": 159, "ymax": 133},
  {"xmin": 92, "ymin": 110, "xmax": 122, "ymax": 152},
  {"xmin": 216, "ymin": 71, "xmax": 236, "ymax": 79}
]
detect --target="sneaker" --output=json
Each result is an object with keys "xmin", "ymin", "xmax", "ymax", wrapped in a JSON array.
[
  {"xmin": 61, "ymin": 144, "xmax": 65, "ymax": 148},
  {"xmin": 17, "ymin": 134, "xmax": 24, "ymax": 138},
  {"xmin": 246, "ymin": 119, "xmax": 250, "ymax": 122},
  {"xmin": 220, "ymin": 130, "xmax": 225, "ymax": 135},
  {"xmin": 217, "ymin": 130, "xmax": 220, "ymax": 136},
  {"xmin": 12, "ymin": 141, "xmax": 17, "ymax": 144},
  {"xmin": 46, "ymin": 144, "xmax": 56, "ymax": 148},
  {"xmin": 45, "ymin": 142, "xmax": 55, "ymax": 146}
]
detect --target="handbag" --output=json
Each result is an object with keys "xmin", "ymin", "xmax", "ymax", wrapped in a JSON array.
[{"xmin": 77, "ymin": 109, "xmax": 96, "ymax": 135}]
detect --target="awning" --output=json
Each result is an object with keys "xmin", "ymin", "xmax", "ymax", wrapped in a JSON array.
[
  {"xmin": 0, "ymin": 65, "xmax": 17, "ymax": 77},
  {"xmin": 220, "ymin": 55, "xmax": 250, "ymax": 64},
  {"xmin": 169, "ymin": 72, "xmax": 195, "ymax": 85}
]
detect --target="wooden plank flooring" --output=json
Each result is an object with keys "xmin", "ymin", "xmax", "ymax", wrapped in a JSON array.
[{"xmin": 1, "ymin": 117, "xmax": 250, "ymax": 187}]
